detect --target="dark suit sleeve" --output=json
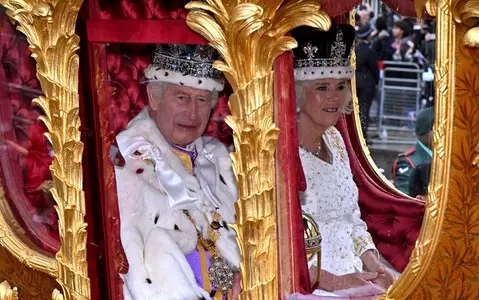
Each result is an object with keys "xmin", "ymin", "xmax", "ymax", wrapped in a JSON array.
[{"xmin": 368, "ymin": 49, "xmax": 380, "ymax": 85}]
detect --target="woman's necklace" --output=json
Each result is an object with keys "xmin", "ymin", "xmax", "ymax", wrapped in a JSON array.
[{"xmin": 300, "ymin": 138, "xmax": 330, "ymax": 163}]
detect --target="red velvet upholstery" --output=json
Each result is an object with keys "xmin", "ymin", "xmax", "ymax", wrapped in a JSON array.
[
  {"xmin": 91, "ymin": 0, "xmax": 366, "ymax": 20},
  {"xmin": 0, "ymin": 11, "xmax": 59, "ymax": 253},
  {"xmin": 335, "ymin": 117, "xmax": 425, "ymax": 272}
]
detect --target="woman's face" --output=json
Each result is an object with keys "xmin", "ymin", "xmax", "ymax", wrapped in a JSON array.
[
  {"xmin": 301, "ymin": 78, "xmax": 349, "ymax": 129},
  {"xmin": 392, "ymin": 26, "xmax": 404, "ymax": 39}
]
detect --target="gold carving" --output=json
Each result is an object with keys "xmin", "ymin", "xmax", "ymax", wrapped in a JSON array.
[
  {"xmin": 0, "ymin": 187, "xmax": 57, "ymax": 275},
  {"xmin": 408, "ymin": 22, "xmax": 479, "ymax": 299},
  {"xmin": 378, "ymin": 0, "xmax": 457, "ymax": 298},
  {"xmin": 0, "ymin": 0, "xmax": 89, "ymax": 299},
  {"xmin": 474, "ymin": 142, "xmax": 479, "ymax": 166},
  {"xmin": 52, "ymin": 289, "xmax": 64, "ymax": 300},
  {"xmin": 185, "ymin": 1, "xmax": 330, "ymax": 298},
  {"xmin": 0, "ymin": 245, "xmax": 60, "ymax": 300},
  {"xmin": 452, "ymin": 0, "xmax": 479, "ymax": 46},
  {"xmin": 0, "ymin": 281, "xmax": 18, "ymax": 300}
]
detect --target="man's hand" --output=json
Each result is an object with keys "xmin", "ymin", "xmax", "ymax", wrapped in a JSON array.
[
  {"xmin": 378, "ymin": 30, "xmax": 389, "ymax": 39},
  {"xmin": 231, "ymin": 272, "xmax": 241, "ymax": 300},
  {"xmin": 316, "ymin": 269, "xmax": 379, "ymax": 292}
]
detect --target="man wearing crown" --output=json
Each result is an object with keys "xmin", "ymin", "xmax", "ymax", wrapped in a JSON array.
[{"xmin": 114, "ymin": 44, "xmax": 241, "ymax": 300}]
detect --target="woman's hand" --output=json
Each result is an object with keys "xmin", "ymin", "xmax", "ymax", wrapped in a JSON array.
[
  {"xmin": 372, "ymin": 267, "xmax": 396, "ymax": 289},
  {"xmin": 361, "ymin": 250, "xmax": 396, "ymax": 289},
  {"xmin": 314, "ymin": 269, "xmax": 379, "ymax": 292},
  {"xmin": 231, "ymin": 272, "xmax": 241, "ymax": 300}
]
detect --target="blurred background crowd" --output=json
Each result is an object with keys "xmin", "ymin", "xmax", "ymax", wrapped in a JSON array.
[{"xmin": 353, "ymin": 2, "xmax": 435, "ymax": 197}]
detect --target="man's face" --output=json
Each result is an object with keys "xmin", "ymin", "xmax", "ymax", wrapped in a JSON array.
[{"xmin": 148, "ymin": 83, "xmax": 214, "ymax": 147}]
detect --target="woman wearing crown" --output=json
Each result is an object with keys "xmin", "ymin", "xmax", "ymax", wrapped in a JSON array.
[{"xmin": 292, "ymin": 25, "xmax": 397, "ymax": 296}]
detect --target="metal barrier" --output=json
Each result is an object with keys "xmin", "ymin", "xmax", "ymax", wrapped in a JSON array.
[{"xmin": 377, "ymin": 61, "xmax": 423, "ymax": 142}]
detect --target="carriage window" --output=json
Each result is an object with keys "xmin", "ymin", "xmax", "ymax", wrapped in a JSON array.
[
  {"xmin": 92, "ymin": 42, "xmax": 238, "ymax": 299},
  {"xmin": 0, "ymin": 9, "xmax": 59, "ymax": 253},
  {"xmin": 355, "ymin": 2, "xmax": 435, "ymax": 200}
]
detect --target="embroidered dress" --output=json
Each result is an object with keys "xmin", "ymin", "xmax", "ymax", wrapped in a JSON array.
[{"xmin": 300, "ymin": 127, "xmax": 377, "ymax": 276}]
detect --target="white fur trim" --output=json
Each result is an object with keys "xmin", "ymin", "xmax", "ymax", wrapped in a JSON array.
[
  {"xmin": 294, "ymin": 66, "xmax": 354, "ymax": 81},
  {"xmin": 116, "ymin": 109, "xmax": 241, "ymax": 299},
  {"xmin": 144, "ymin": 65, "xmax": 225, "ymax": 92}
]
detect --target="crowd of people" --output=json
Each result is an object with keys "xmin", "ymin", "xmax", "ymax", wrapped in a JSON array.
[{"xmin": 354, "ymin": 3, "xmax": 435, "ymax": 199}]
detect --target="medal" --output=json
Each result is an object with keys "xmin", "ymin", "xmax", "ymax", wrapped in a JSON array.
[
  {"xmin": 208, "ymin": 255, "xmax": 234, "ymax": 291},
  {"xmin": 183, "ymin": 209, "xmax": 235, "ymax": 291}
]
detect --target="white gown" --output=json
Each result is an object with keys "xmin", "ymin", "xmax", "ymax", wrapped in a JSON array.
[{"xmin": 300, "ymin": 127, "xmax": 377, "ymax": 277}]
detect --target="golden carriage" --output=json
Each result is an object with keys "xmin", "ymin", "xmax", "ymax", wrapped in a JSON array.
[{"xmin": 0, "ymin": 0, "xmax": 477, "ymax": 299}]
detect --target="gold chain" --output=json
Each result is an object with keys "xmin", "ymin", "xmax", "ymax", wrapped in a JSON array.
[{"xmin": 182, "ymin": 210, "xmax": 221, "ymax": 253}]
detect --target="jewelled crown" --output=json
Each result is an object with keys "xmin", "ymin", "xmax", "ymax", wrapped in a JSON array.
[
  {"xmin": 292, "ymin": 24, "xmax": 356, "ymax": 81},
  {"xmin": 144, "ymin": 44, "xmax": 224, "ymax": 92}
]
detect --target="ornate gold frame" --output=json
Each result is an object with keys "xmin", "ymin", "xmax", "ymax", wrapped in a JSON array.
[
  {"xmin": 0, "ymin": 0, "xmax": 477, "ymax": 299},
  {"xmin": 0, "ymin": 0, "xmax": 89, "ymax": 299}
]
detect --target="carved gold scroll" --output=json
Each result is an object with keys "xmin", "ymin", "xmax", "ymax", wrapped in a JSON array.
[
  {"xmin": 0, "ymin": 0, "xmax": 89, "ymax": 299},
  {"xmin": 0, "ymin": 281, "xmax": 18, "ymax": 300}
]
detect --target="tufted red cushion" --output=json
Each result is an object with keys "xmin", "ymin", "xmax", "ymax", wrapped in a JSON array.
[
  {"xmin": 0, "ymin": 11, "xmax": 59, "ymax": 252},
  {"xmin": 336, "ymin": 116, "xmax": 425, "ymax": 272}
]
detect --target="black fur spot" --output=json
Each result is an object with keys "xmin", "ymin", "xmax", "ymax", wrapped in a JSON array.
[
  {"xmin": 174, "ymin": 224, "xmax": 180, "ymax": 231},
  {"xmin": 199, "ymin": 79, "xmax": 203, "ymax": 84},
  {"xmin": 180, "ymin": 82, "xmax": 184, "ymax": 85},
  {"xmin": 154, "ymin": 214, "xmax": 159, "ymax": 224},
  {"xmin": 165, "ymin": 71, "xmax": 169, "ymax": 76},
  {"xmin": 154, "ymin": 75, "xmax": 158, "ymax": 80},
  {"xmin": 219, "ymin": 174, "xmax": 226, "ymax": 185},
  {"xmin": 146, "ymin": 278, "xmax": 152, "ymax": 284}
]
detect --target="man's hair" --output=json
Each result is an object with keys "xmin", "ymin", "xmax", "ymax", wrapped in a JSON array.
[
  {"xmin": 375, "ymin": 16, "xmax": 388, "ymax": 32},
  {"xmin": 147, "ymin": 82, "xmax": 219, "ymax": 108}
]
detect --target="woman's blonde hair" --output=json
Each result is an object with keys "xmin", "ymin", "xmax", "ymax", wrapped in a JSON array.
[{"xmin": 295, "ymin": 80, "xmax": 354, "ymax": 115}]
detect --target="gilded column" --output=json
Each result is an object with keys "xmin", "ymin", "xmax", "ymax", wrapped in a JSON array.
[{"xmin": 186, "ymin": 1, "xmax": 330, "ymax": 298}]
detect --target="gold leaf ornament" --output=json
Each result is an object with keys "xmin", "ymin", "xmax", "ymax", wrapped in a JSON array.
[
  {"xmin": 186, "ymin": 1, "xmax": 330, "ymax": 298},
  {"xmin": 452, "ymin": 0, "xmax": 479, "ymax": 46},
  {"xmin": 0, "ymin": 0, "xmax": 89, "ymax": 298},
  {"xmin": 0, "ymin": 281, "xmax": 18, "ymax": 300}
]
